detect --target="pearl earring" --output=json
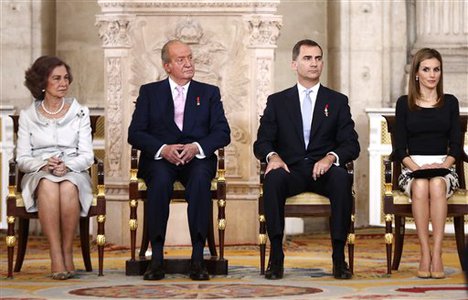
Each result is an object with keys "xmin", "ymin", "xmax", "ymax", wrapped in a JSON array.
[
  {"xmin": 42, "ymin": 89, "xmax": 45, "ymax": 92},
  {"xmin": 415, "ymin": 76, "xmax": 419, "ymax": 81}
]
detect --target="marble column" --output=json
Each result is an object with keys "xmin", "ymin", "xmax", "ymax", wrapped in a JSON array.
[
  {"xmin": 328, "ymin": 0, "xmax": 408, "ymax": 227},
  {"xmin": 411, "ymin": 0, "xmax": 468, "ymax": 104},
  {"xmin": 96, "ymin": 0, "xmax": 282, "ymax": 245}
]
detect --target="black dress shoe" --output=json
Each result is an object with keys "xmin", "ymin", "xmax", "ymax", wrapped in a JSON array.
[
  {"xmin": 265, "ymin": 259, "xmax": 284, "ymax": 280},
  {"xmin": 189, "ymin": 260, "xmax": 209, "ymax": 281},
  {"xmin": 143, "ymin": 261, "xmax": 165, "ymax": 281},
  {"xmin": 332, "ymin": 260, "xmax": 352, "ymax": 279}
]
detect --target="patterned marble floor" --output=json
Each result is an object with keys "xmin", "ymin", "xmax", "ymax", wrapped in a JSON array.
[{"xmin": 1, "ymin": 229, "xmax": 467, "ymax": 299}]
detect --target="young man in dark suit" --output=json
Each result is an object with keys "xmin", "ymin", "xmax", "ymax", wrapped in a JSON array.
[
  {"xmin": 128, "ymin": 40, "xmax": 230, "ymax": 281},
  {"xmin": 254, "ymin": 39, "xmax": 360, "ymax": 280}
]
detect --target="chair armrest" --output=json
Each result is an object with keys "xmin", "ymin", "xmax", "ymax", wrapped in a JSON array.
[
  {"xmin": 383, "ymin": 159, "xmax": 392, "ymax": 185},
  {"xmin": 345, "ymin": 161, "xmax": 354, "ymax": 175},
  {"xmin": 260, "ymin": 162, "xmax": 267, "ymax": 183},
  {"xmin": 216, "ymin": 148, "xmax": 225, "ymax": 181},
  {"xmin": 131, "ymin": 148, "xmax": 139, "ymax": 170},
  {"xmin": 94, "ymin": 157, "xmax": 105, "ymax": 186},
  {"xmin": 8, "ymin": 158, "xmax": 17, "ymax": 187}
]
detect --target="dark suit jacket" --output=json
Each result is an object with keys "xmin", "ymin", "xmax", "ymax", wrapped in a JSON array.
[
  {"xmin": 254, "ymin": 84, "xmax": 360, "ymax": 166},
  {"xmin": 128, "ymin": 78, "xmax": 231, "ymax": 178}
]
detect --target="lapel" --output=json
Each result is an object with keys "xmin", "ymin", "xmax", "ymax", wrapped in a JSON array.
[
  {"xmin": 309, "ymin": 85, "xmax": 327, "ymax": 144},
  {"xmin": 182, "ymin": 80, "xmax": 199, "ymax": 133},
  {"xmin": 284, "ymin": 86, "xmax": 305, "ymax": 148},
  {"xmin": 159, "ymin": 79, "xmax": 179, "ymax": 132}
]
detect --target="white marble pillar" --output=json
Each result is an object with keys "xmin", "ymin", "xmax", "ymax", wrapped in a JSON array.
[
  {"xmin": 412, "ymin": 0, "xmax": 468, "ymax": 103},
  {"xmin": 328, "ymin": 0, "xmax": 408, "ymax": 227},
  {"xmin": 96, "ymin": 0, "xmax": 282, "ymax": 245}
]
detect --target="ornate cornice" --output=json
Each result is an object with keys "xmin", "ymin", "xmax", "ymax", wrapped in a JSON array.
[
  {"xmin": 96, "ymin": 15, "xmax": 135, "ymax": 48},
  {"xmin": 245, "ymin": 15, "xmax": 282, "ymax": 48},
  {"xmin": 98, "ymin": 0, "xmax": 279, "ymax": 14}
]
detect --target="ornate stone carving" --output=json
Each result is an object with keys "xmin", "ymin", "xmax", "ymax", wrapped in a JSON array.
[
  {"xmin": 231, "ymin": 125, "xmax": 249, "ymax": 144},
  {"xmin": 225, "ymin": 125, "xmax": 249, "ymax": 178},
  {"xmin": 106, "ymin": 57, "xmax": 124, "ymax": 177},
  {"xmin": 96, "ymin": 16, "xmax": 133, "ymax": 48},
  {"xmin": 129, "ymin": 17, "xmax": 250, "ymax": 179},
  {"xmin": 256, "ymin": 57, "xmax": 272, "ymax": 117},
  {"xmin": 98, "ymin": 1, "xmax": 280, "ymax": 13},
  {"xmin": 245, "ymin": 15, "xmax": 282, "ymax": 47}
]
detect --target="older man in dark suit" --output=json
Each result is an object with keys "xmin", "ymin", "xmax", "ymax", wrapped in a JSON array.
[
  {"xmin": 128, "ymin": 40, "xmax": 230, "ymax": 281},
  {"xmin": 254, "ymin": 39, "xmax": 360, "ymax": 280}
]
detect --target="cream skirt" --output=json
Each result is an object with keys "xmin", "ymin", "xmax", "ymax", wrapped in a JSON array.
[
  {"xmin": 398, "ymin": 155, "xmax": 459, "ymax": 198},
  {"xmin": 21, "ymin": 170, "xmax": 93, "ymax": 217}
]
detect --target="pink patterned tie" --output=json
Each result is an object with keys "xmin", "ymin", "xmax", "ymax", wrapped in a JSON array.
[{"xmin": 174, "ymin": 86, "xmax": 185, "ymax": 130}]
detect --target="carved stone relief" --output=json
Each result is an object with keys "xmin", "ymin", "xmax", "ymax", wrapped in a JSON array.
[
  {"xmin": 96, "ymin": 17, "xmax": 133, "ymax": 48},
  {"xmin": 245, "ymin": 15, "xmax": 282, "ymax": 47},
  {"xmin": 256, "ymin": 57, "xmax": 273, "ymax": 118},
  {"xmin": 106, "ymin": 57, "xmax": 124, "ymax": 178},
  {"xmin": 129, "ymin": 17, "xmax": 250, "ymax": 178}
]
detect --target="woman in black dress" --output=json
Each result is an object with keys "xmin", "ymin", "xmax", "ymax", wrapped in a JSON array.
[{"xmin": 395, "ymin": 48, "xmax": 462, "ymax": 279}]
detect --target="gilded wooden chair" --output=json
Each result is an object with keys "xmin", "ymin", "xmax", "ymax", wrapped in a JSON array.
[
  {"xmin": 6, "ymin": 115, "xmax": 106, "ymax": 278},
  {"xmin": 258, "ymin": 161, "xmax": 356, "ymax": 275},
  {"xmin": 125, "ymin": 148, "xmax": 228, "ymax": 275},
  {"xmin": 383, "ymin": 115, "xmax": 468, "ymax": 274}
]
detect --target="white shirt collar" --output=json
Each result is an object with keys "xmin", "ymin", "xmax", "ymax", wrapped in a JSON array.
[
  {"xmin": 168, "ymin": 77, "xmax": 191, "ymax": 94},
  {"xmin": 297, "ymin": 82, "xmax": 320, "ymax": 95}
]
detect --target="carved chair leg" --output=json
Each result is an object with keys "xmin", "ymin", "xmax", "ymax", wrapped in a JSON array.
[
  {"xmin": 384, "ymin": 214, "xmax": 393, "ymax": 274},
  {"xmin": 14, "ymin": 218, "xmax": 30, "ymax": 272},
  {"xmin": 347, "ymin": 214, "xmax": 355, "ymax": 274},
  {"xmin": 79, "ymin": 217, "xmax": 93, "ymax": 272},
  {"xmin": 453, "ymin": 216, "xmax": 466, "ymax": 271},
  {"xmin": 138, "ymin": 201, "xmax": 149, "ymax": 258},
  {"xmin": 96, "ymin": 215, "xmax": 105, "ymax": 276},
  {"xmin": 259, "ymin": 215, "xmax": 267, "ymax": 275},
  {"xmin": 348, "ymin": 243, "xmax": 355, "ymax": 274},
  {"xmin": 129, "ymin": 199, "xmax": 138, "ymax": 261},
  {"xmin": 207, "ymin": 202, "xmax": 217, "ymax": 257},
  {"xmin": 6, "ymin": 216, "xmax": 16, "ymax": 278},
  {"xmin": 392, "ymin": 216, "xmax": 405, "ymax": 271},
  {"xmin": 217, "ymin": 199, "xmax": 226, "ymax": 260}
]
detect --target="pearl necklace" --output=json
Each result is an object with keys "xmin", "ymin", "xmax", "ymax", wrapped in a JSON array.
[{"xmin": 41, "ymin": 98, "xmax": 65, "ymax": 115}]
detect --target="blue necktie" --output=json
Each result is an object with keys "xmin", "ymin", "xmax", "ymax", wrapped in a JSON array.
[{"xmin": 302, "ymin": 89, "xmax": 312, "ymax": 148}]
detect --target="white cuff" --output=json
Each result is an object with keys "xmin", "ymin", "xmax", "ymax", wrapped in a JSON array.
[
  {"xmin": 327, "ymin": 152, "xmax": 340, "ymax": 166},
  {"xmin": 193, "ymin": 142, "xmax": 205, "ymax": 159},
  {"xmin": 154, "ymin": 144, "xmax": 166, "ymax": 160},
  {"xmin": 266, "ymin": 152, "xmax": 278, "ymax": 163}
]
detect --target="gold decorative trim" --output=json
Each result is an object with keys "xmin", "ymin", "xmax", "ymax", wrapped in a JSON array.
[
  {"xmin": 8, "ymin": 186, "xmax": 16, "ymax": 197},
  {"xmin": 381, "ymin": 119, "xmax": 391, "ymax": 144},
  {"xmin": 129, "ymin": 219, "xmax": 138, "ymax": 230},
  {"xmin": 97, "ymin": 215, "xmax": 106, "ymax": 223},
  {"xmin": 217, "ymin": 199, "xmax": 226, "ymax": 207},
  {"xmin": 384, "ymin": 183, "xmax": 393, "ymax": 196},
  {"xmin": 130, "ymin": 199, "xmax": 138, "ymax": 207},
  {"xmin": 96, "ymin": 234, "xmax": 106, "ymax": 246},
  {"xmin": 130, "ymin": 169, "xmax": 138, "ymax": 181},
  {"xmin": 6, "ymin": 235, "xmax": 16, "ymax": 247},
  {"xmin": 259, "ymin": 215, "xmax": 266, "ymax": 222},
  {"xmin": 218, "ymin": 219, "xmax": 226, "ymax": 230},
  {"xmin": 259, "ymin": 234, "xmax": 267, "ymax": 245},
  {"xmin": 384, "ymin": 214, "xmax": 393, "ymax": 222},
  {"xmin": 217, "ymin": 169, "xmax": 226, "ymax": 182},
  {"xmin": 7, "ymin": 216, "xmax": 15, "ymax": 224},
  {"xmin": 347, "ymin": 233, "xmax": 355, "ymax": 244},
  {"xmin": 97, "ymin": 185, "xmax": 105, "ymax": 196},
  {"xmin": 385, "ymin": 233, "xmax": 393, "ymax": 244}
]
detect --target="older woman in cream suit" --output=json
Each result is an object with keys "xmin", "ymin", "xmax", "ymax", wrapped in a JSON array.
[{"xmin": 17, "ymin": 56, "xmax": 94, "ymax": 280}]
